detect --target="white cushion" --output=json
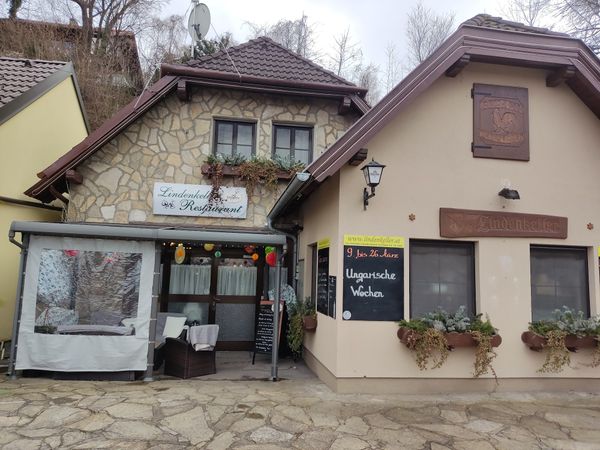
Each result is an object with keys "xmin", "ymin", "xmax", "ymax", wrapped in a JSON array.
[{"xmin": 162, "ymin": 316, "xmax": 187, "ymax": 338}]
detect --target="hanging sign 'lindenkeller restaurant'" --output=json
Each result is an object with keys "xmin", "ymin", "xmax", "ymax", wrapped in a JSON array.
[{"xmin": 153, "ymin": 182, "xmax": 248, "ymax": 219}]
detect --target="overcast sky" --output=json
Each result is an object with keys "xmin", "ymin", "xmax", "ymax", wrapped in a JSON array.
[{"xmin": 166, "ymin": 0, "xmax": 509, "ymax": 75}]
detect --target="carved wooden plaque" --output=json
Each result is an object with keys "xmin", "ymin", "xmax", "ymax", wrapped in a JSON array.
[
  {"xmin": 440, "ymin": 208, "xmax": 567, "ymax": 239},
  {"xmin": 472, "ymin": 84, "xmax": 529, "ymax": 161}
]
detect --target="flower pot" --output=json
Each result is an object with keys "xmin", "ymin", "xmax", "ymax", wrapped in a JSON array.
[
  {"xmin": 522, "ymin": 331, "xmax": 598, "ymax": 352},
  {"xmin": 397, "ymin": 328, "xmax": 501, "ymax": 349},
  {"xmin": 302, "ymin": 316, "xmax": 317, "ymax": 331}
]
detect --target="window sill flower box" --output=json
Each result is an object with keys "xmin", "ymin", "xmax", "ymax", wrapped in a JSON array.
[
  {"xmin": 521, "ymin": 331, "xmax": 597, "ymax": 352},
  {"xmin": 398, "ymin": 327, "xmax": 502, "ymax": 350},
  {"xmin": 200, "ymin": 163, "xmax": 294, "ymax": 180}
]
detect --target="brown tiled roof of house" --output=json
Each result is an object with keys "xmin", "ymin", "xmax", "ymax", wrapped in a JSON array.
[
  {"xmin": 188, "ymin": 37, "xmax": 357, "ymax": 88},
  {"xmin": 462, "ymin": 14, "xmax": 569, "ymax": 36},
  {"xmin": 0, "ymin": 57, "xmax": 67, "ymax": 107}
]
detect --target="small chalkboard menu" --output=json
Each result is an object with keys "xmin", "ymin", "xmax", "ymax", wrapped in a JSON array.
[
  {"xmin": 328, "ymin": 275, "xmax": 336, "ymax": 318},
  {"xmin": 343, "ymin": 235, "xmax": 404, "ymax": 321},
  {"xmin": 253, "ymin": 301, "xmax": 283, "ymax": 355},
  {"xmin": 316, "ymin": 239, "xmax": 334, "ymax": 317}
]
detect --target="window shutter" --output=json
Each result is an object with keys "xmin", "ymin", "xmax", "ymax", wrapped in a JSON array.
[{"xmin": 472, "ymin": 84, "xmax": 529, "ymax": 161}]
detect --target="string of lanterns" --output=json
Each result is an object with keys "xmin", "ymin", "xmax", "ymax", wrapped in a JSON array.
[{"xmin": 164, "ymin": 241, "xmax": 278, "ymax": 267}]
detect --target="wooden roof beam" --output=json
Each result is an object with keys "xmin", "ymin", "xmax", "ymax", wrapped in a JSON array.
[{"xmin": 546, "ymin": 65, "xmax": 576, "ymax": 87}]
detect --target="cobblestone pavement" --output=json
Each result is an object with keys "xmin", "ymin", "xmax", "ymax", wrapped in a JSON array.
[{"xmin": 1, "ymin": 376, "xmax": 600, "ymax": 449}]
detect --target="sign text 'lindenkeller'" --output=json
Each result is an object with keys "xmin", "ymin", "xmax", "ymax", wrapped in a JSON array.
[{"xmin": 153, "ymin": 182, "xmax": 248, "ymax": 219}]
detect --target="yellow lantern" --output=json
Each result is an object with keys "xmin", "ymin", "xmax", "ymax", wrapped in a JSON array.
[
  {"xmin": 204, "ymin": 243, "xmax": 215, "ymax": 252},
  {"xmin": 174, "ymin": 243, "xmax": 186, "ymax": 264}
]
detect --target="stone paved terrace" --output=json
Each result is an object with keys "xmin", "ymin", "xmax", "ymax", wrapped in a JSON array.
[{"xmin": 1, "ymin": 374, "xmax": 600, "ymax": 449}]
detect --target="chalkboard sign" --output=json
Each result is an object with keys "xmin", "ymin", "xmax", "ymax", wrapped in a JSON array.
[
  {"xmin": 254, "ymin": 301, "xmax": 283, "ymax": 354},
  {"xmin": 342, "ymin": 235, "xmax": 404, "ymax": 321},
  {"xmin": 328, "ymin": 275, "xmax": 336, "ymax": 318},
  {"xmin": 316, "ymin": 245, "xmax": 329, "ymax": 316}
]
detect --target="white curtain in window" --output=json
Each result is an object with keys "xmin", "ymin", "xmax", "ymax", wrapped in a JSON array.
[
  {"xmin": 217, "ymin": 266, "xmax": 257, "ymax": 295},
  {"xmin": 169, "ymin": 265, "xmax": 211, "ymax": 295}
]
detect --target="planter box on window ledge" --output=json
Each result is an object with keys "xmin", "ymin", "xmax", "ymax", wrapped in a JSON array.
[
  {"xmin": 397, "ymin": 327, "xmax": 502, "ymax": 350},
  {"xmin": 521, "ymin": 331, "xmax": 597, "ymax": 352},
  {"xmin": 200, "ymin": 164, "xmax": 294, "ymax": 180}
]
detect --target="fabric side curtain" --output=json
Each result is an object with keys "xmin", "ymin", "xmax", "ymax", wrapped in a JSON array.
[
  {"xmin": 217, "ymin": 266, "xmax": 257, "ymax": 296},
  {"xmin": 169, "ymin": 265, "xmax": 211, "ymax": 295}
]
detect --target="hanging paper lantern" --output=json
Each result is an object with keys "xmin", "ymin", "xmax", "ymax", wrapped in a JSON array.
[
  {"xmin": 266, "ymin": 251, "xmax": 277, "ymax": 267},
  {"xmin": 244, "ymin": 245, "xmax": 256, "ymax": 254},
  {"xmin": 251, "ymin": 253, "xmax": 259, "ymax": 261},
  {"xmin": 204, "ymin": 243, "xmax": 215, "ymax": 252},
  {"xmin": 265, "ymin": 246, "xmax": 275, "ymax": 255},
  {"xmin": 214, "ymin": 250, "xmax": 222, "ymax": 258},
  {"xmin": 175, "ymin": 243, "xmax": 186, "ymax": 264}
]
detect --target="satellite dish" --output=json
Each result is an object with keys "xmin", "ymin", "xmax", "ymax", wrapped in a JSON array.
[{"xmin": 188, "ymin": 2, "xmax": 211, "ymax": 43}]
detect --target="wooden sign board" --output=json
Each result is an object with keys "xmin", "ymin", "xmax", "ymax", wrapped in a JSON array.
[
  {"xmin": 440, "ymin": 208, "xmax": 568, "ymax": 239},
  {"xmin": 342, "ymin": 235, "xmax": 404, "ymax": 321}
]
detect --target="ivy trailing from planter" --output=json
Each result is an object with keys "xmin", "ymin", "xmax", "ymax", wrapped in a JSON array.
[
  {"xmin": 287, "ymin": 297, "xmax": 317, "ymax": 360},
  {"xmin": 522, "ymin": 307, "xmax": 600, "ymax": 373},
  {"xmin": 203, "ymin": 155, "xmax": 305, "ymax": 202},
  {"xmin": 398, "ymin": 306, "xmax": 501, "ymax": 378}
]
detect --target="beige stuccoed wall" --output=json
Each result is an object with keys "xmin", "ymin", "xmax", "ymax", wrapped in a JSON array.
[
  {"xmin": 66, "ymin": 87, "xmax": 358, "ymax": 227},
  {"xmin": 301, "ymin": 62, "xmax": 600, "ymax": 383},
  {"xmin": 298, "ymin": 173, "xmax": 341, "ymax": 376}
]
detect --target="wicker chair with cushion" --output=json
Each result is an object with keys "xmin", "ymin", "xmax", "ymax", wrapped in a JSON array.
[
  {"xmin": 153, "ymin": 312, "xmax": 187, "ymax": 370},
  {"xmin": 164, "ymin": 324, "xmax": 219, "ymax": 379}
]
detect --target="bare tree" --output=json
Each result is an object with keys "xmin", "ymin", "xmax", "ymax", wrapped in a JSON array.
[
  {"xmin": 406, "ymin": 2, "xmax": 455, "ymax": 68},
  {"xmin": 194, "ymin": 32, "xmax": 236, "ymax": 58},
  {"xmin": 137, "ymin": 14, "xmax": 188, "ymax": 80},
  {"xmin": 502, "ymin": 0, "xmax": 553, "ymax": 27},
  {"xmin": 329, "ymin": 28, "xmax": 362, "ymax": 78},
  {"xmin": 8, "ymin": 0, "xmax": 22, "ymax": 19},
  {"xmin": 383, "ymin": 41, "xmax": 401, "ymax": 93},
  {"xmin": 555, "ymin": 0, "xmax": 600, "ymax": 53},
  {"xmin": 246, "ymin": 14, "xmax": 319, "ymax": 59},
  {"xmin": 353, "ymin": 62, "xmax": 381, "ymax": 106}
]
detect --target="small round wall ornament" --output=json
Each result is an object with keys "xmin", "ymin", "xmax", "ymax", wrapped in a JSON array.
[{"xmin": 342, "ymin": 310, "xmax": 352, "ymax": 320}]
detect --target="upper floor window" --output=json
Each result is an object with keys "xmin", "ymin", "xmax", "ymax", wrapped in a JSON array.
[
  {"xmin": 410, "ymin": 240, "xmax": 475, "ymax": 318},
  {"xmin": 530, "ymin": 246, "xmax": 589, "ymax": 321},
  {"xmin": 214, "ymin": 120, "xmax": 255, "ymax": 160},
  {"xmin": 273, "ymin": 125, "xmax": 312, "ymax": 165}
]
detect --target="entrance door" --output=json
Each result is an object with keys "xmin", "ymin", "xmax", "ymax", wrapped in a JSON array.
[{"xmin": 161, "ymin": 245, "xmax": 263, "ymax": 351}]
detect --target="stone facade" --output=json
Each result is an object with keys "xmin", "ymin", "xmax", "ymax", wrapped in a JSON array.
[{"xmin": 66, "ymin": 87, "xmax": 359, "ymax": 228}]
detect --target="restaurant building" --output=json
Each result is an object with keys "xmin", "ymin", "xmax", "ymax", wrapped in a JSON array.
[
  {"xmin": 269, "ymin": 15, "xmax": 600, "ymax": 393},
  {"xmin": 9, "ymin": 37, "xmax": 367, "ymax": 377}
]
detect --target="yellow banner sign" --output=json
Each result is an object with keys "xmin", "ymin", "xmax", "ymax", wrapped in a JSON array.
[
  {"xmin": 318, "ymin": 238, "xmax": 330, "ymax": 250},
  {"xmin": 343, "ymin": 235, "xmax": 405, "ymax": 248}
]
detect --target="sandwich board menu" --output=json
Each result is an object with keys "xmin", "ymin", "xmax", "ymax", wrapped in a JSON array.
[
  {"xmin": 253, "ymin": 300, "xmax": 283, "ymax": 357},
  {"xmin": 342, "ymin": 235, "xmax": 404, "ymax": 321}
]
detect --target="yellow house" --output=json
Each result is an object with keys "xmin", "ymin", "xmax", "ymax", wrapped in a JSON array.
[{"xmin": 0, "ymin": 57, "xmax": 88, "ymax": 343}]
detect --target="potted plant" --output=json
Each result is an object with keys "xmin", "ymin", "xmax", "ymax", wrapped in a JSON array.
[
  {"xmin": 287, "ymin": 297, "xmax": 317, "ymax": 359},
  {"xmin": 398, "ymin": 306, "xmax": 502, "ymax": 378},
  {"xmin": 521, "ymin": 307, "xmax": 600, "ymax": 373}
]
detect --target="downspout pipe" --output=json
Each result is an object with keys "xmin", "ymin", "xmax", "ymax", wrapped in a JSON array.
[{"xmin": 267, "ymin": 172, "xmax": 312, "ymax": 292}]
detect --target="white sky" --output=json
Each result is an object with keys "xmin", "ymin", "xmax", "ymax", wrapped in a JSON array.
[{"xmin": 165, "ymin": 0, "xmax": 506, "ymax": 74}]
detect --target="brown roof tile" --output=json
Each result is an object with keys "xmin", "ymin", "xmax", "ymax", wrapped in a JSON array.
[
  {"xmin": 188, "ymin": 37, "xmax": 356, "ymax": 88},
  {"xmin": 462, "ymin": 14, "xmax": 569, "ymax": 36},
  {"xmin": 0, "ymin": 57, "xmax": 67, "ymax": 108}
]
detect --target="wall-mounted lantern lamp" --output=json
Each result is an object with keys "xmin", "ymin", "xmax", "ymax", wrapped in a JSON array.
[
  {"xmin": 362, "ymin": 159, "xmax": 386, "ymax": 210},
  {"xmin": 498, "ymin": 187, "xmax": 520, "ymax": 200}
]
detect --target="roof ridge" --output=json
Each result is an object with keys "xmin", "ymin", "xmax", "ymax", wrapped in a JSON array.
[
  {"xmin": 461, "ymin": 13, "xmax": 569, "ymax": 37},
  {"xmin": 258, "ymin": 36, "xmax": 356, "ymax": 87},
  {"xmin": 0, "ymin": 56, "xmax": 69, "ymax": 65},
  {"xmin": 187, "ymin": 36, "xmax": 268, "ymax": 67}
]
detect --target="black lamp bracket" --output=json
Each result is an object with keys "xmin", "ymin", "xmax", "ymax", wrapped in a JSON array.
[{"xmin": 363, "ymin": 186, "xmax": 376, "ymax": 210}]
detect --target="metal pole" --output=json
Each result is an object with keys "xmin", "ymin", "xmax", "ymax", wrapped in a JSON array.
[
  {"xmin": 8, "ymin": 234, "xmax": 29, "ymax": 379},
  {"xmin": 271, "ymin": 247, "xmax": 281, "ymax": 381},
  {"xmin": 144, "ymin": 242, "xmax": 162, "ymax": 381}
]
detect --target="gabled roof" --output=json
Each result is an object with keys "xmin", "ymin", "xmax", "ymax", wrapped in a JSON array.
[
  {"xmin": 268, "ymin": 14, "xmax": 600, "ymax": 220},
  {"xmin": 0, "ymin": 56, "xmax": 89, "ymax": 129},
  {"xmin": 25, "ymin": 38, "xmax": 368, "ymax": 203},
  {"xmin": 187, "ymin": 36, "xmax": 358, "ymax": 89}
]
